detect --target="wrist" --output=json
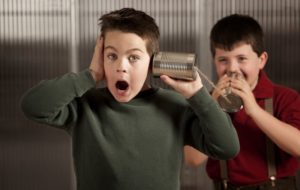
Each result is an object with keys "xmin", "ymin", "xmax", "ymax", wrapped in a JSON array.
[
  {"xmin": 89, "ymin": 69, "xmax": 102, "ymax": 83},
  {"xmin": 185, "ymin": 85, "xmax": 203, "ymax": 99},
  {"xmin": 247, "ymin": 103, "xmax": 263, "ymax": 118}
]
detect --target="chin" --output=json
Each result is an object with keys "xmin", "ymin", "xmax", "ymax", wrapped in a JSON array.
[
  {"xmin": 115, "ymin": 97, "xmax": 132, "ymax": 103},
  {"xmin": 111, "ymin": 90, "xmax": 135, "ymax": 103}
]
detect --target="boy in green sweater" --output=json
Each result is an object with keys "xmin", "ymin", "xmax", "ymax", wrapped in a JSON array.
[{"xmin": 21, "ymin": 8, "xmax": 239, "ymax": 190}]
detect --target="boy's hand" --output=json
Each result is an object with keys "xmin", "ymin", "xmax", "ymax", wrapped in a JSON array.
[
  {"xmin": 160, "ymin": 72, "xmax": 203, "ymax": 99},
  {"xmin": 213, "ymin": 74, "xmax": 259, "ymax": 116},
  {"xmin": 89, "ymin": 37, "xmax": 105, "ymax": 83},
  {"xmin": 230, "ymin": 77, "xmax": 259, "ymax": 116},
  {"xmin": 211, "ymin": 74, "xmax": 231, "ymax": 101}
]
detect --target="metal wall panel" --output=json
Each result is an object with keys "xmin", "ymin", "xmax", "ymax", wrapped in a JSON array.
[
  {"xmin": 0, "ymin": 0, "xmax": 299, "ymax": 190},
  {"xmin": 0, "ymin": 0, "xmax": 75, "ymax": 190}
]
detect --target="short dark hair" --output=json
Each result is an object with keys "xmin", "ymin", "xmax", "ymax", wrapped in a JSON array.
[
  {"xmin": 99, "ymin": 8, "xmax": 160, "ymax": 55},
  {"xmin": 210, "ymin": 14, "xmax": 265, "ymax": 57}
]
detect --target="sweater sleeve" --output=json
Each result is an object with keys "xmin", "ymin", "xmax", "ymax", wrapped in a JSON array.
[
  {"xmin": 186, "ymin": 87, "xmax": 240, "ymax": 160},
  {"xmin": 21, "ymin": 69, "xmax": 96, "ymax": 129}
]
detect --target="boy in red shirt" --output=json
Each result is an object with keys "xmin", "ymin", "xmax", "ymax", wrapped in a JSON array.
[{"xmin": 185, "ymin": 14, "xmax": 300, "ymax": 190}]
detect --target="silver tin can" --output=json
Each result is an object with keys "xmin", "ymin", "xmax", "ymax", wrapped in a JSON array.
[
  {"xmin": 152, "ymin": 52, "xmax": 197, "ymax": 81},
  {"xmin": 217, "ymin": 72, "xmax": 244, "ymax": 113}
]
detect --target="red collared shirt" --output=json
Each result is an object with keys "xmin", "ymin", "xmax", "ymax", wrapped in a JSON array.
[{"xmin": 206, "ymin": 71, "xmax": 300, "ymax": 185}]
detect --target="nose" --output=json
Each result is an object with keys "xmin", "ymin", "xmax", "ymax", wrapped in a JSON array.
[
  {"xmin": 117, "ymin": 68, "xmax": 126, "ymax": 73},
  {"xmin": 116, "ymin": 59, "xmax": 127, "ymax": 73},
  {"xmin": 227, "ymin": 61, "xmax": 239, "ymax": 73}
]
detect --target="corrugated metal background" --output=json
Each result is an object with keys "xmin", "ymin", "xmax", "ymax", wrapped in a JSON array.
[{"xmin": 0, "ymin": 0, "xmax": 299, "ymax": 189}]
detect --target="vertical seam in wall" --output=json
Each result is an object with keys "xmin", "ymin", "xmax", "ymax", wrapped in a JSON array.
[{"xmin": 70, "ymin": 0, "xmax": 79, "ymax": 73}]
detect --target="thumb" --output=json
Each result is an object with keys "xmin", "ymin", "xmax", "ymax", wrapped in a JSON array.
[{"xmin": 160, "ymin": 75, "xmax": 177, "ymax": 87}]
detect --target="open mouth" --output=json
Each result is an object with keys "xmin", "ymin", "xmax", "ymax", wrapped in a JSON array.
[{"xmin": 115, "ymin": 80, "xmax": 129, "ymax": 91}]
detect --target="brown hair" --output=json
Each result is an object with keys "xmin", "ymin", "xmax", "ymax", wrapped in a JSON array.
[
  {"xmin": 99, "ymin": 8, "xmax": 160, "ymax": 55},
  {"xmin": 210, "ymin": 14, "xmax": 265, "ymax": 57}
]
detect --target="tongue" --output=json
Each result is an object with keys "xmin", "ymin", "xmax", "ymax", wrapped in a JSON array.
[{"xmin": 116, "ymin": 81, "xmax": 128, "ymax": 90}]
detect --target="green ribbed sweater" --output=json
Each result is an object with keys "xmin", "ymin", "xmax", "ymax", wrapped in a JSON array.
[{"xmin": 21, "ymin": 69, "xmax": 239, "ymax": 190}]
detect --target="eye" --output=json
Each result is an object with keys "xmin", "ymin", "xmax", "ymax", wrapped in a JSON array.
[
  {"xmin": 217, "ymin": 58, "xmax": 228, "ymax": 64},
  {"xmin": 128, "ymin": 55, "xmax": 140, "ymax": 63},
  {"xmin": 238, "ymin": 56, "xmax": 247, "ymax": 63},
  {"xmin": 107, "ymin": 53, "xmax": 117, "ymax": 61}
]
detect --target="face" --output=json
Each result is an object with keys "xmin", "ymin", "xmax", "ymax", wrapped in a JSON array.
[
  {"xmin": 103, "ymin": 30, "xmax": 151, "ymax": 102},
  {"xmin": 213, "ymin": 43, "xmax": 267, "ymax": 90}
]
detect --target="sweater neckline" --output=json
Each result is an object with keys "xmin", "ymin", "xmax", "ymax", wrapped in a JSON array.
[{"xmin": 105, "ymin": 87, "xmax": 160, "ymax": 106}]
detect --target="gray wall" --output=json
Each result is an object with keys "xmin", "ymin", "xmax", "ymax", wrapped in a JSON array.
[{"xmin": 0, "ymin": 0, "xmax": 299, "ymax": 190}]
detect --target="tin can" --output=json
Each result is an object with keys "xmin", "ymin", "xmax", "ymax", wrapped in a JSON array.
[
  {"xmin": 151, "ymin": 52, "xmax": 197, "ymax": 81},
  {"xmin": 217, "ymin": 72, "xmax": 244, "ymax": 113}
]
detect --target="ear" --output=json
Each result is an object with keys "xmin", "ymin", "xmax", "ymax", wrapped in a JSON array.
[
  {"xmin": 259, "ymin": 51, "xmax": 268, "ymax": 69},
  {"xmin": 148, "ymin": 54, "xmax": 154, "ymax": 73}
]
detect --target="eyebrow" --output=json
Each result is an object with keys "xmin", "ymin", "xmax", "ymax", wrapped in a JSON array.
[
  {"xmin": 104, "ymin": 45, "xmax": 145, "ymax": 54},
  {"xmin": 127, "ymin": 48, "xmax": 145, "ymax": 54},
  {"xmin": 104, "ymin": 46, "xmax": 118, "ymax": 52},
  {"xmin": 236, "ymin": 54, "xmax": 247, "ymax": 57},
  {"xmin": 216, "ymin": 56, "xmax": 227, "ymax": 59}
]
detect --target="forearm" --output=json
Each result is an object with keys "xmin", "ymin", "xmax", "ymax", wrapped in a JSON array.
[
  {"xmin": 250, "ymin": 106, "xmax": 300, "ymax": 156},
  {"xmin": 188, "ymin": 88, "xmax": 240, "ymax": 160},
  {"xmin": 184, "ymin": 145, "xmax": 208, "ymax": 167},
  {"xmin": 21, "ymin": 69, "xmax": 95, "ymax": 125}
]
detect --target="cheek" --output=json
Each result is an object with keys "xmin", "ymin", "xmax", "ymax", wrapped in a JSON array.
[
  {"xmin": 239, "ymin": 68, "xmax": 257, "ymax": 86},
  {"xmin": 103, "ymin": 62, "xmax": 112, "ymax": 73},
  {"xmin": 103, "ymin": 63, "xmax": 114, "ymax": 80},
  {"xmin": 138, "ymin": 58, "xmax": 150, "ymax": 73},
  {"xmin": 135, "ymin": 67, "xmax": 148, "ymax": 79},
  {"xmin": 240, "ymin": 65, "xmax": 258, "ymax": 76},
  {"xmin": 142, "ymin": 63, "xmax": 150, "ymax": 73},
  {"xmin": 133, "ymin": 64, "xmax": 149, "ymax": 81},
  {"xmin": 215, "ymin": 63, "xmax": 227, "ymax": 76}
]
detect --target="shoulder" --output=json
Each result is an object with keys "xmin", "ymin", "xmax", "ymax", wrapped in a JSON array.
[
  {"xmin": 273, "ymin": 84, "xmax": 299, "ymax": 102},
  {"xmin": 272, "ymin": 84, "xmax": 300, "ymax": 120}
]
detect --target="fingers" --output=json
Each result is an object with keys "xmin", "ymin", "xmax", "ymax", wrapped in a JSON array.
[
  {"xmin": 160, "ymin": 74, "xmax": 203, "ymax": 99},
  {"xmin": 160, "ymin": 75, "xmax": 177, "ymax": 87},
  {"xmin": 230, "ymin": 77, "xmax": 248, "ymax": 92},
  {"xmin": 212, "ymin": 75, "xmax": 230, "ymax": 99},
  {"xmin": 230, "ymin": 78, "xmax": 253, "ymax": 102},
  {"xmin": 89, "ymin": 37, "xmax": 105, "ymax": 82},
  {"xmin": 96, "ymin": 36, "xmax": 104, "ymax": 50}
]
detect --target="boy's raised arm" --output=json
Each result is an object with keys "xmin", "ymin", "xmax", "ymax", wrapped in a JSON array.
[
  {"xmin": 21, "ymin": 69, "xmax": 96, "ymax": 127},
  {"xmin": 187, "ymin": 87, "xmax": 240, "ymax": 160},
  {"xmin": 162, "ymin": 71, "xmax": 239, "ymax": 160}
]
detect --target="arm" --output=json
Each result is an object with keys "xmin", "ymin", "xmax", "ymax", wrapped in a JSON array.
[
  {"xmin": 162, "ymin": 73, "xmax": 240, "ymax": 160},
  {"xmin": 21, "ymin": 37, "xmax": 104, "ymax": 127},
  {"xmin": 231, "ymin": 77, "xmax": 300, "ymax": 156},
  {"xmin": 184, "ymin": 145, "xmax": 208, "ymax": 167},
  {"xmin": 249, "ymin": 105, "xmax": 300, "ymax": 156},
  {"xmin": 21, "ymin": 69, "xmax": 96, "ymax": 127}
]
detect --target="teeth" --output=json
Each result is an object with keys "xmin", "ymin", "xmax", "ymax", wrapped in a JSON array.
[{"xmin": 116, "ymin": 81, "xmax": 128, "ymax": 90}]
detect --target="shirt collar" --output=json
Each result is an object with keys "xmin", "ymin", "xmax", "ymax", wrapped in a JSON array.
[{"xmin": 252, "ymin": 70, "xmax": 273, "ymax": 99}]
